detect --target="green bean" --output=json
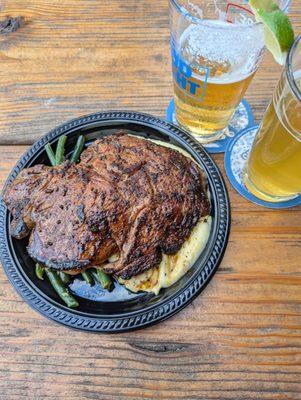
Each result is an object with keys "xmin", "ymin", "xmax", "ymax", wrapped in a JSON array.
[
  {"xmin": 35, "ymin": 263, "xmax": 44, "ymax": 280},
  {"xmin": 55, "ymin": 135, "xmax": 67, "ymax": 165},
  {"xmin": 81, "ymin": 270, "xmax": 94, "ymax": 286},
  {"xmin": 71, "ymin": 135, "xmax": 85, "ymax": 163},
  {"xmin": 95, "ymin": 268, "xmax": 111, "ymax": 290},
  {"xmin": 45, "ymin": 269, "xmax": 79, "ymax": 308},
  {"xmin": 58, "ymin": 271, "xmax": 71, "ymax": 284},
  {"xmin": 45, "ymin": 144, "xmax": 56, "ymax": 166}
]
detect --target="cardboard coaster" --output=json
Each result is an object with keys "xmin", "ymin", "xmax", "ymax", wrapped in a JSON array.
[
  {"xmin": 166, "ymin": 98, "xmax": 254, "ymax": 154},
  {"xmin": 224, "ymin": 125, "xmax": 301, "ymax": 209}
]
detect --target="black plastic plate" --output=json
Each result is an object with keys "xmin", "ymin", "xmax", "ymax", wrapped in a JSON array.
[{"xmin": 0, "ymin": 111, "xmax": 230, "ymax": 332}]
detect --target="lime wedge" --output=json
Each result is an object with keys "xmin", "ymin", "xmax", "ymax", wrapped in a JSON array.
[{"xmin": 249, "ymin": 0, "xmax": 294, "ymax": 65}]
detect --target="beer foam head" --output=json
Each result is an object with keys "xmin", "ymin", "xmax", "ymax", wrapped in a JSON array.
[{"xmin": 180, "ymin": 20, "xmax": 265, "ymax": 83}]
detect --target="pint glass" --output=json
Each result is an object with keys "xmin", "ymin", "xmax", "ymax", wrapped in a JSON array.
[
  {"xmin": 243, "ymin": 35, "xmax": 301, "ymax": 202},
  {"xmin": 169, "ymin": 0, "xmax": 291, "ymax": 143}
]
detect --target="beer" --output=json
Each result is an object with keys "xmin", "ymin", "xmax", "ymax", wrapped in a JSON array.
[
  {"xmin": 173, "ymin": 70, "xmax": 255, "ymax": 138},
  {"xmin": 244, "ymin": 71, "xmax": 301, "ymax": 201},
  {"xmin": 172, "ymin": 20, "xmax": 264, "ymax": 142}
]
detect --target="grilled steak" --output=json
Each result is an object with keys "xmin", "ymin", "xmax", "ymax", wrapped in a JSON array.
[{"xmin": 3, "ymin": 133, "xmax": 210, "ymax": 279}]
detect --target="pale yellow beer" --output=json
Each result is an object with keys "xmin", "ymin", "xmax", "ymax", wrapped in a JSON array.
[
  {"xmin": 244, "ymin": 71, "xmax": 301, "ymax": 202},
  {"xmin": 171, "ymin": 20, "xmax": 264, "ymax": 142},
  {"xmin": 174, "ymin": 71, "xmax": 255, "ymax": 137}
]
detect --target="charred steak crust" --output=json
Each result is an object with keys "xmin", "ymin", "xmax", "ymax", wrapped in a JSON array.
[{"xmin": 3, "ymin": 132, "xmax": 210, "ymax": 279}]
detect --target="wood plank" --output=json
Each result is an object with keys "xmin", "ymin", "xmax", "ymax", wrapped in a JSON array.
[{"xmin": 0, "ymin": 0, "xmax": 170, "ymax": 144}]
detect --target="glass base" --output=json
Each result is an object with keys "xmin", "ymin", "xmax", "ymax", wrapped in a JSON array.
[
  {"xmin": 166, "ymin": 98, "xmax": 255, "ymax": 154},
  {"xmin": 243, "ymin": 171, "xmax": 299, "ymax": 203},
  {"xmin": 178, "ymin": 123, "xmax": 228, "ymax": 144}
]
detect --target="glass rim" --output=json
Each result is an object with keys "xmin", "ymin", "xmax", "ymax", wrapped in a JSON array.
[
  {"xmin": 286, "ymin": 34, "xmax": 301, "ymax": 102},
  {"xmin": 170, "ymin": 0, "xmax": 291, "ymax": 26}
]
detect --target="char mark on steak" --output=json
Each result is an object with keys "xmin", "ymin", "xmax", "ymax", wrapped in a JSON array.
[{"xmin": 3, "ymin": 132, "xmax": 210, "ymax": 278}]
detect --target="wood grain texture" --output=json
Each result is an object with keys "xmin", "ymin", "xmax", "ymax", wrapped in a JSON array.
[{"xmin": 0, "ymin": 1, "xmax": 300, "ymax": 399}]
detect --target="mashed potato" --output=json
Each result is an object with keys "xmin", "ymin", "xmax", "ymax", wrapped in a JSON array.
[{"xmin": 118, "ymin": 215, "xmax": 211, "ymax": 294}]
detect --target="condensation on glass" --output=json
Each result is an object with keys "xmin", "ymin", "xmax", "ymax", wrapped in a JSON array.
[{"xmin": 169, "ymin": 0, "xmax": 291, "ymax": 143}]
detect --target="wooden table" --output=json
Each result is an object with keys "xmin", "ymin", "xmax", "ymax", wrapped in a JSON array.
[{"xmin": 0, "ymin": 1, "xmax": 300, "ymax": 399}]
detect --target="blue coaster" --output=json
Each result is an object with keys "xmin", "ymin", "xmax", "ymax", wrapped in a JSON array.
[
  {"xmin": 166, "ymin": 98, "xmax": 254, "ymax": 154},
  {"xmin": 224, "ymin": 125, "xmax": 301, "ymax": 209}
]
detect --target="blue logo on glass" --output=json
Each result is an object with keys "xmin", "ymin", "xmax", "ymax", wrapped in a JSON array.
[{"xmin": 171, "ymin": 40, "xmax": 209, "ymax": 101}]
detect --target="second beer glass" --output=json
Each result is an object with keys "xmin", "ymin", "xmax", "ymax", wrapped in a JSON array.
[
  {"xmin": 169, "ymin": 0, "xmax": 291, "ymax": 143},
  {"xmin": 243, "ymin": 35, "xmax": 301, "ymax": 202}
]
